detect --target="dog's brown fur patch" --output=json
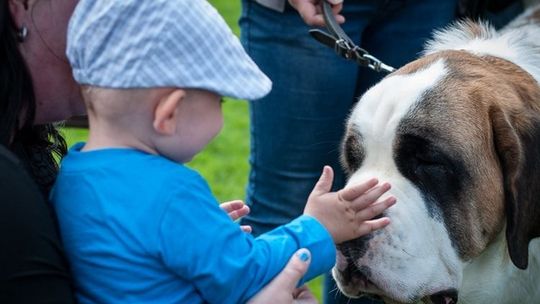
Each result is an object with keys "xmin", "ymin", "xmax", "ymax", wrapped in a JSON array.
[{"xmin": 393, "ymin": 50, "xmax": 540, "ymax": 258}]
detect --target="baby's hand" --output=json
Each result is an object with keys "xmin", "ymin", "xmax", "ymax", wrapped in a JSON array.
[
  {"xmin": 303, "ymin": 166, "xmax": 395, "ymax": 244},
  {"xmin": 221, "ymin": 200, "xmax": 252, "ymax": 233}
]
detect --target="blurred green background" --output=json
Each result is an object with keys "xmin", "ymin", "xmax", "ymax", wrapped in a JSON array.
[{"xmin": 60, "ymin": 0, "xmax": 325, "ymax": 300}]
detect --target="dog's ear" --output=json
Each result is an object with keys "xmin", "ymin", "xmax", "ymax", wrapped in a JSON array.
[{"xmin": 490, "ymin": 106, "xmax": 540, "ymax": 269}]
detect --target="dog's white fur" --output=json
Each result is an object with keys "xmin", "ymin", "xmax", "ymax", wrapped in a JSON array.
[
  {"xmin": 460, "ymin": 235, "xmax": 540, "ymax": 304},
  {"xmin": 340, "ymin": 61, "xmax": 461, "ymax": 301},
  {"xmin": 424, "ymin": 5, "xmax": 540, "ymax": 83}
]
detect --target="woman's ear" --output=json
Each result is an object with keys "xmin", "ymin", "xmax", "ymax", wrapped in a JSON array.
[
  {"xmin": 8, "ymin": 0, "xmax": 30, "ymax": 28},
  {"xmin": 153, "ymin": 89, "xmax": 185, "ymax": 135}
]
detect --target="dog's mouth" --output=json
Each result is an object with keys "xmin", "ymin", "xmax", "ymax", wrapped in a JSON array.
[
  {"xmin": 425, "ymin": 290, "xmax": 458, "ymax": 304},
  {"xmin": 336, "ymin": 265, "xmax": 459, "ymax": 304},
  {"xmin": 380, "ymin": 292, "xmax": 458, "ymax": 304},
  {"xmin": 335, "ymin": 263, "xmax": 383, "ymax": 296},
  {"xmin": 348, "ymin": 268, "xmax": 380, "ymax": 294}
]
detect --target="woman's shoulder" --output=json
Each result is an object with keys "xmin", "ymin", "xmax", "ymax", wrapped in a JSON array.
[
  {"xmin": 0, "ymin": 143, "xmax": 56, "ymax": 240},
  {"xmin": 0, "ymin": 144, "xmax": 21, "ymax": 167},
  {"xmin": 0, "ymin": 144, "xmax": 76, "ymax": 303},
  {"xmin": 0, "ymin": 144, "xmax": 38, "ymax": 199}
]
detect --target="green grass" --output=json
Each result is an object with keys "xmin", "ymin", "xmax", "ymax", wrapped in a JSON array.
[{"xmin": 60, "ymin": 0, "xmax": 324, "ymax": 300}]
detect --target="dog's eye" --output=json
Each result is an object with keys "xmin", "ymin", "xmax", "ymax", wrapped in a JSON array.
[
  {"xmin": 396, "ymin": 134, "xmax": 461, "ymax": 187},
  {"xmin": 413, "ymin": 152, "xmax": 451, "ymax": 176},
  {"xmin": 416, "ymin": 154, "xmax": 443, "ymax": 167},
  {"xmin": 342, "ymin": 132, "xmax": 364, "ymax": 175}
]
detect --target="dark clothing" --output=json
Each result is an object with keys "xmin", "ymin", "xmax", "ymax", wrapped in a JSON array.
[
  {"xmin": 458, "ymin": 0, "xmax": 522, "ymax": 17},
  {"xmin": 0, "ymin": 144, "xmax": 75, "ymax": 303},
  {"xmin": 458, "ymin": 0, "xmax": 524, "ymax": 28},
  {"xmin": 10, "ymin": 131, "xmax": 61, "ymax": 197}
]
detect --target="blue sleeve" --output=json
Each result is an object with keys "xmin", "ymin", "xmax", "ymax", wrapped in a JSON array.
[
  {"xmin": 158, "ymin": 174, "xmax": 336, "ymax": 304},
  {"xmin": 254, "ymin": 215, "xmax": 336, "ymax": 285}
]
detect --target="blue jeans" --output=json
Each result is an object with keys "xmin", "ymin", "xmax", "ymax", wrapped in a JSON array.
[{"xmin": 239, "ymin": 1, "xmax": 456, "ymax": 303}]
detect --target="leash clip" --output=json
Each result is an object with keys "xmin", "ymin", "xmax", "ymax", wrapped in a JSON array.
[
  {"xmin": 334, "ymin": 39, "xmax": 354, "ymax": 59},
  {"xmin": 309, "ymin": 1, "xmax": 396, "ymax": 74},
  {"xmin": 363, "ymin": 54, "xmax": 396, "ymax": 73}
]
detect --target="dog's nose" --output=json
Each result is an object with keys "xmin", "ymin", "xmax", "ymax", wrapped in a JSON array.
[
  {"xmin": 337, "ymin": 235, "xmax": 372, "ymax": 260},
  {"xmin": 339, "ymin": 259, "xmax": 364, "ymax": 282},
  {"xmin": 429, "ymin": 289, "xmax": 458, "ymax": 304}
]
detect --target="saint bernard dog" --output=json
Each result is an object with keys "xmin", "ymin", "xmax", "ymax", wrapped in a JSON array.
[{"xmin": 333, "ymin": 5, "xmax": 540, "ymax": 304}]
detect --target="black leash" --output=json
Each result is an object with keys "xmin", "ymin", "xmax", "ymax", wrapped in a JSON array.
[{"xmin": 309, "ymin": 1, "xmax": 396, "ymax": 74}]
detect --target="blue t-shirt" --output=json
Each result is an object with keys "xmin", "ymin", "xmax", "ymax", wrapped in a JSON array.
[{"xmin": 50, "ymin": 143, "xmax": 335, "ymax": 304}]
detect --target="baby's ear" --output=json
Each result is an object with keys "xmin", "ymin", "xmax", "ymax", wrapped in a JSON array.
[{"xmin": 153, "ymin": 89, "xmax": 185, "ymax": 135}]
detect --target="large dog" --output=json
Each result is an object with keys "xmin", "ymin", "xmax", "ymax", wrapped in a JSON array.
[{"xmin": 333, "ymin": 5, "xmax": 540, "ymax": 304}]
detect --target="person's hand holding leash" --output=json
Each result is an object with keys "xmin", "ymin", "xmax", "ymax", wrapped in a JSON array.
[{"xmin": 288, "ymin": 0, "xmax": 344, "ymax": 27}]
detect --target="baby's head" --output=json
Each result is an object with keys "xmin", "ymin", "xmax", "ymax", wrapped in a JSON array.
[
  {"xmin": 67, "ymin": 0, "xmax": 271, "ymax": 162},
  {"xmin": 82, "ymin": 86, "xmax": 224, "ymax": 162}
]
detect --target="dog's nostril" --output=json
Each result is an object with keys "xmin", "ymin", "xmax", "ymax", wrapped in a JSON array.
[
  {"xmin": 429, "ymin": 289, "xmax": 458, "ymax": 304},
  {"xmin": 337, "ymin": 234, "xmax": 372, "ymax": 259},
  {"xmin": 339, "ymin": 259, "xmax": 367, "ymax": 282}
]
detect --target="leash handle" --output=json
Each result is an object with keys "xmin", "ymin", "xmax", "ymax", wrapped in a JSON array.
[
  {"xmin": 322, "ymin": 1, "xmax": 353, "ymax": 45},
  {"xmin": 309, "ymin": 1, "xmax": 396, "ymax": 74}
]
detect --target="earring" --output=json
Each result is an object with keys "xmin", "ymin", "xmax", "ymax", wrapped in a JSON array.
[{"xmin": 17, "ymin": 25, "xmax": 28, "ymax": 42}]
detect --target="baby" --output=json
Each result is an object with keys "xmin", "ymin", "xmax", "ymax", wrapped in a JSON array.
[{"xmin": 50, "ymin": 0, "xmax": 396, "ymax": 303}]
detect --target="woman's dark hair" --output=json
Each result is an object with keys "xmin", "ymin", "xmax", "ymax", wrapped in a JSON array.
[{"xmin": 1, "ymin": 0, "xmax": 67, "ymax": 196}]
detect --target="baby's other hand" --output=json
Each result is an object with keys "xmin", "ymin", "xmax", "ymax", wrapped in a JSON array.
[
  {"xmin": 221, "ymin": 200, "xmax": 252, "ymax": 233},
  {"xmin": 303, "ymin": 166, "xmax": 395, "ymax": 244}
]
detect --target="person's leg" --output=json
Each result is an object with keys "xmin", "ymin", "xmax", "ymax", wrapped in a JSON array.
[
  {"xmin": 239, "ymin": 0, "xmax": 368, "ymax": 236},
  {"xmin": 241, "ymin": 2, "xmax": 391, "ymax": 303}
]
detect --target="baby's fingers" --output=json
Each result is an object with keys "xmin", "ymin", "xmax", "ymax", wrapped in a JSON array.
[
  {"xmin": 356, "ymin": 196, "xmax": 396, "ymax": 221},
  {"xmin": 230, "ymin": 205, "xmax": 250, "ymax": 221},
  {"xmin": 311, "ymin": 166, "xmax": 334, "ymax": 196},
  {"xmin": 241, "ymin": 225, "xmax": 252, "ymax": 234},
  {"xmin": 221, "ymin": 200, "xmax": 250, "ymax": 221},
  {"xmin": 350, "ymin": 182, "xmax": 391, "ymax": 211},
  {"xmin": 221, "ymin": 200, "xmax": 244, "ymax": 213},
  {"xmin": 338, "ymin": 178, "xmax": 379, "ymax": 202},
  {"xmin": 356, "ymin": 217, "xmax": 391, "ymax": 236}
]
